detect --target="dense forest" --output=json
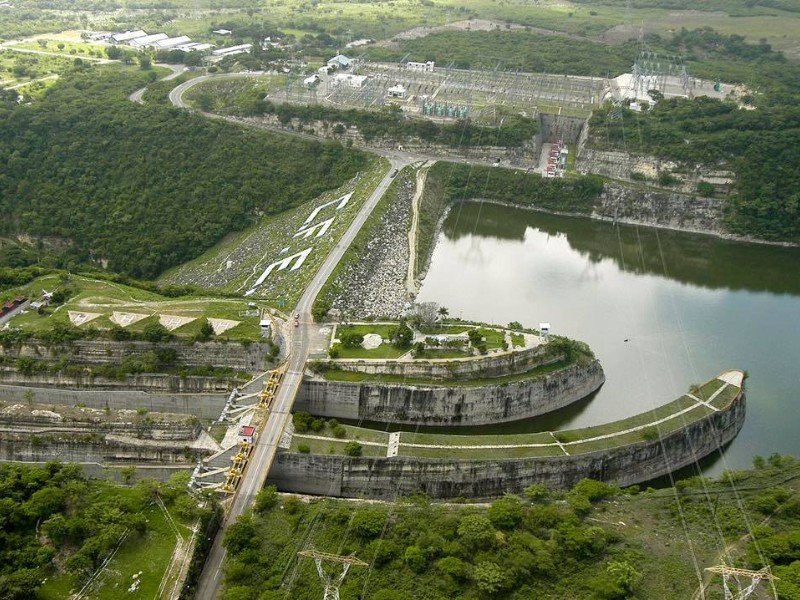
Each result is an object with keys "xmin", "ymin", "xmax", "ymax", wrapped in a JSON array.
[
  {"xmin": 224, "ymin": 457, "xmax": 800, "ymax": 599},
  {"xmin": 366, "ymin": 31, "xmax": 638, "ymax": 77},
  {"xmin": 0, "ymin": 462, "xmax": 208, "ymax": 600},
  {"xmin": 0, "ymin": 67, "xmax": 367, "ymax": 278}
]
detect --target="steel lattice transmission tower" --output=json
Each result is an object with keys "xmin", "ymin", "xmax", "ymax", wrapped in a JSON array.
[
  {"xmin": 705, "ymin": 565, "xmax": 778, "ymax": 600},
  {"xmin": 298, "ymin": 550, "xmax": 368, "ymax": 600}
]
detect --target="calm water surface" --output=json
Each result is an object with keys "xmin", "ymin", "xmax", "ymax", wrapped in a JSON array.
[{"xmin": 416, "ymin": 201, "xmax": 800, "ymax": 473}]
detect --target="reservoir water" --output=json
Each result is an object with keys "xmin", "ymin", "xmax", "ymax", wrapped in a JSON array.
[{"xmin": 416, "ymin": 201, "xmax": 800, "ymax": 473}]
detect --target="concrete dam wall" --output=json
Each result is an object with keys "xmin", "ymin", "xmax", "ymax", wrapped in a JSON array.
[
  {"xmin": 295, "ymin": 360, "xmax": 604, "ymax": 426},
  {"xmin": 268, "ymin": 390, "xmax": 745, "ymax": 499}
]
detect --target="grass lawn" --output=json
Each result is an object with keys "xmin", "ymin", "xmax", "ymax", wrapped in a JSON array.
[
  {"xmin": 399, "ymin": 444, "xmax": 565, "ymax": 459},
  {"xmin": 290, "ymin": 436, "xmax": 387, "ymax": 458},
  {"xmin": 474, "ymin": 328, "xmax": 506, "ymax": 349},
  {"xmin": 337, "ymin": 324, "xmax": 398, "ymax": 338},
  {"xmin": 511, "ymin": 333, "xmax": 525, "ymax": 348},
  {"xmin": 14, "ymin": 40, "xmax": 108, "ymax": 58},
  {"xmin": 334, "ymin": 344, "xmax": 407, "ymax": 359},
  {"xmin": 38, "ymin": 500, "xmax": 190, "ymax": 600},
  {"xmin": 5, "ymin": 274, "xmax": 266, "ymax": 342},
  {"xmin": 321, "ymin": 358, "xmax": 572, "ymax": 386}
]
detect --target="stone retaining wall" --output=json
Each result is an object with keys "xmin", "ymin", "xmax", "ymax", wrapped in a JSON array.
[
  {"xmin": 0, "ymin": 383, "xmax": 225, "ymax": 419},
  {"xmin": 0, "ymin": 370, "xmax": 233, "ymax": 392},
  {"xmin": 0, "ymin": 340, "xmax": 269, "ymax": 372},
  {"xmin": 268, "ymin": 390, "xmax": 745, "ymax": 499},
  {"xmin": 295, "ymin": 360, "xmax": 604, "ymax": 425}
]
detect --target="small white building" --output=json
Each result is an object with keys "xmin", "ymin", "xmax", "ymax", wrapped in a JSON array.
[
  {"xmin": 304, "ymin": 74, "xmax": 320, "ymax": 87},
  {"xmin": 129, "ymin": 33, "xmax": 168, "ymax": 49},
  {"xmin": 260, "ymin": 319, "xmax": 272, "ymax": 338},
  {"xmin": 333, "ymin": 73, "xmax": 367, "ymax": 88},
  {"xmin": 318, "ymin": 65, "xmax": 334, "ymax": 75},
  {"xmin": 213, "ymin": 29, "xmax": 232, "ymax": 36},
  {"xmin": 238, "ymin": 425, "xmax": 256, "ymax": 445},
  {"xmin": 407, "ymin": 60, "xmax": 435, "ymax": 72},
  {"xmin": 387, "ymin": 84, "xmax": 406, "ymax": 98},
  {"xmin": 86, "ymin": 32, "xmax": 112, "ymax": 42},
  {"xmin": 175, "ymin": 42, "xmax": 214, "ymax": 52},
  {"xmin": 154, "ymin": 35, "xmax": 192, "ymax": 50},
  {"xmin": 327, "ymin": 54, "xmax": 352, "ymax": 70},
  {"xmin": 111, "ymin": 30, "xmax": 147, "ymax": 44}
]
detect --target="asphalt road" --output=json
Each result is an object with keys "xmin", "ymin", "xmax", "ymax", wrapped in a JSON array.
[{"xmin": 193, "ymin": 157, "xmax": 407, "ymax": 600}]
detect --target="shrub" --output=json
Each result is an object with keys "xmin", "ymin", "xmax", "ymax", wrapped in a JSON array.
[
  {"xmin": 343, "ymin": 441, "xmax": 362, "ymax": 456},
  {"xmin": 297, "ymin": 444, "xmax": 311, "ymax": 454},
  {"xmin": 332, "ymin": 425, "xmax": 347, "ymax": 439}
]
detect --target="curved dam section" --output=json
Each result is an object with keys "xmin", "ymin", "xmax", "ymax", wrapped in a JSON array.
[
  {"xmin": 269, "ymin": 373, "xmax": 746, "ymax": 499},
  {"xmin": 295, "ymin": 359, "xmax": 604, "ymax": 426}
]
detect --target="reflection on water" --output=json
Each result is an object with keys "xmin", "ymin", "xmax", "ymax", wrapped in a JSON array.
[{"xmin": 417, "ymin": 201, "xmax": 800, "ymax": 473}]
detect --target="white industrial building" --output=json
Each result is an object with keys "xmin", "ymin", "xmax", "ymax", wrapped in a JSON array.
[
  {"xmin": 86, "ymin": 32, "xmax": 112, "ymax": 42},
  {"xmin": 212, "ymin": 29, "xmax": 232, "ymax": 36},
  {"xmin": 407, "ymin": 60, "xmax": 435, "ymax": 72},
  {"xmin": 387, "ymin": 84, "xmax": 406, "ymax": 98},
  {"xmin": 333, "ymin": 73, "xmax": 367, "ymax": 88},
  {"xmin": 129, "ymin": 33, "xmax": 168, "ymax": 49},
  {"xmin": 327, "ymin": 54, "xmax": 352, "ymax": 70},
  {"xmin": 154, "ymin": 35, "xmax": 192, "ymax": 50},
  {"xmin": 212, "ymin": 43, "xmax": 253, "ymax": 57},
  {"xmin": 111, "ymin": 30, "xmax": 147, "ymax": 44},
  {"xmin": 175, "ymin": 42, "xmax": 214, "ymax": 52}
]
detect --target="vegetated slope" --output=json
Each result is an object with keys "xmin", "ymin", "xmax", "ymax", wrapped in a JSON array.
[
  {"xmin": 226, "ymin": 457, "xmax": 800, "ymax": 599},
  {"xmin": 0, "ymin": 67, "xmax": 367, "ymax": 279},
  {"xmin": 589, "ymin": 28, "xmax": 800, "ymax": 242},
  {"xmin": 0, "ymin": 462, "xmax": 212, "ymax": 600},
  {"xmin": 367, "ymin": 30, "xmax": 638, "ymax": 76}
]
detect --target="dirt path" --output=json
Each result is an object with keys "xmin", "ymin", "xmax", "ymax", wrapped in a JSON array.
[{"xmin": 406, "ymin": 161, "xmax": 433, "ymax": 296}]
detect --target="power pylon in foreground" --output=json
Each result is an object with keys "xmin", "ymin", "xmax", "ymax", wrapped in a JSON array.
[
  {"xmin": 705, "ymin": 565, "xmax": 778, "ymax": 600},
  {"xmin": 298, "ymin": 549, "xmax": 368, "ymax": 600}
]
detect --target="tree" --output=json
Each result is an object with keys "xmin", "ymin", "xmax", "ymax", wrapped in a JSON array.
[
  {"xmin": 197, "ymin": 319, "xmax": 215, "ymax": 342},
  {"xmin": 105, "ymin": 46, "xmax": 122, "ymax": 60},
  {"xmin": 474, "ymin": 561, "xmax": 506, "ymax": 595},
  {"xmin": 488, "ymin": 495, "xmax": 524, "ymax": 529},
  {"xmin": 254, "ymin": 486, "xmax": 279, "ymax": 513},
  {"xmin": 339, "ymin": 331, "xmax": 364, "ymax": 348},
  {"xmin": 457, "ymin": 514, "xmax": 495, "ymax": 549},
  {"xmin": 411, "ymin": 302, "xmax": 439, "ymax": 329},
  {"xmin": 343, "ymin": 441, "xmax": 362, "ymax": 456},
  {"xmin": 143, "ymin": 322, "xmax": 171, "ymax": 343},
  {"xmin": 139, "ymin": 55, "xmax": 152, "ymax": 69},
  {"xmin": 391, "ymin": 321, "xmax": 413, "ymax": 349}
]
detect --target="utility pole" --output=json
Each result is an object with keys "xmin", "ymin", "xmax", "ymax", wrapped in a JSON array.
[
  {"xmin": 705, "ymin": 565, "xmax": 778, "ymax": 600},
  {"xmin": 298, "ymin": 549, "xmax": 368, "ymax": 600}
]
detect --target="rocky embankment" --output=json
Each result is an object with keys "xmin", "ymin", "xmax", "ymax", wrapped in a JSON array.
[{"xmin": 328, "ymin": 175, "xmax": 413, "ymax": 319}]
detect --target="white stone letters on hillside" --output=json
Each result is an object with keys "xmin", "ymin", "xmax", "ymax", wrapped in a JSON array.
[{"xmin": 245, "ymin": 192, "xmax": 353, "ymax": 296}]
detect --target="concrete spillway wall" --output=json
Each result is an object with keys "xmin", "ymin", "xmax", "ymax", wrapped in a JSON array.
[
  {"xmin": 0, "ymin": 340, "xmax": 270, "ymax": 372},
  {"xmin": 0, "ymin": 433, "xmax": 203, "ymax": 466},
  {"xmin": 268, "ymin": 390, "xmax": 745, "ymax": 499},
  {"xmin": 295, "ymin": 360, "xmax": 604, "ymax": 426},
  {"xmin": 0, "ymin": 383, "xmax": 225, "ymax": 419}
]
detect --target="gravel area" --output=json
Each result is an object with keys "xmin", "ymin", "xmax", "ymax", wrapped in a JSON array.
[{"xmin": 329, "ymin": 177, "xmax": 414, "ymax": 319}]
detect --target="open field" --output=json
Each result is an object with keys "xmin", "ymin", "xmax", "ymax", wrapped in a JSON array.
[{"xmin": 5, "ymin": 273, "xmax": 267, "ymax": 341}]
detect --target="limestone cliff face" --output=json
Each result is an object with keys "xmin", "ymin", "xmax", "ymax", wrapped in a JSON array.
[
  {"xmin": 594, "ymin": 183, "xmax": 725, "ymax": 234},
  {"xmin": 268, "ymin": 391, "xmax": 745, "ymax": 500},
  {"xmin": 295, "ymin": 359, "xmax": 604, "ymax": 425}
]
